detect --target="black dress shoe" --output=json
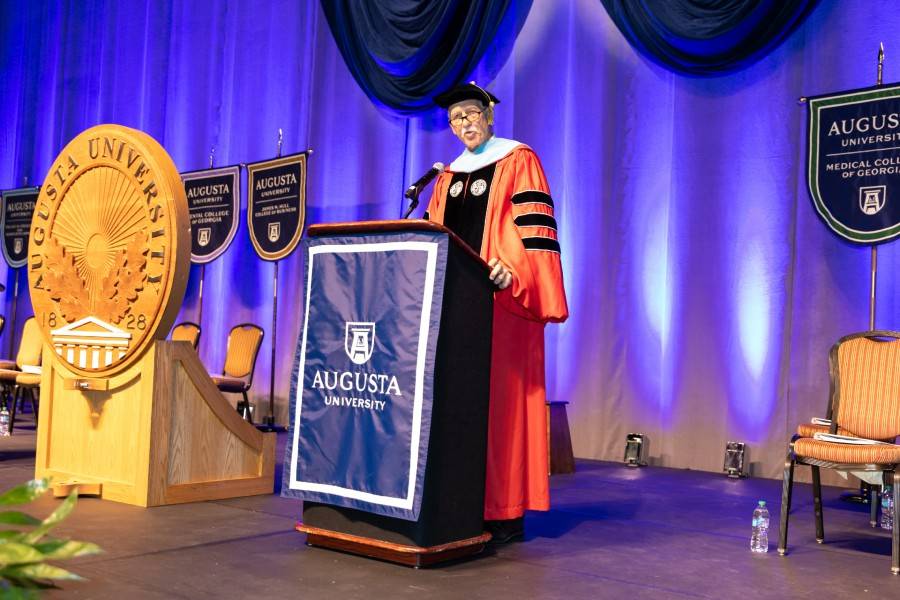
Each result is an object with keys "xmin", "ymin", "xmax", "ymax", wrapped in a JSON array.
[{"xmin": 486, "ymin": 517, "xmax": 524, "ymax": 544}]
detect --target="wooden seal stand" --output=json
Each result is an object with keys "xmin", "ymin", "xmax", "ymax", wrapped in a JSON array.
[{"xmin": 29, "ymin": 124, "xmax": 275, "ymax": 506}]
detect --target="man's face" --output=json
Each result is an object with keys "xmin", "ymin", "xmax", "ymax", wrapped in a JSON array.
[{"xmin": 449, "ymin": 100, "xmax": 491, "ymax": 151}]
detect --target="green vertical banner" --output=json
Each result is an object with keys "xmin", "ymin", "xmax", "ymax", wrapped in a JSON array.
[{"xmin": 807, "ymin": 83, "xmax": 900, "ymax": 243}]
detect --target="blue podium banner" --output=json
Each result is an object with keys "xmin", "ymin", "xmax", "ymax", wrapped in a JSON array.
[{"xmin": 284, "ymin": 230, "xmax": 448, "ymax": 521}]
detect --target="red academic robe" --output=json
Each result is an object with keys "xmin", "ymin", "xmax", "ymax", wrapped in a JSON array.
[{"xmin": 426, "ymin": 143, "xmax": 568, "ymax": 520}]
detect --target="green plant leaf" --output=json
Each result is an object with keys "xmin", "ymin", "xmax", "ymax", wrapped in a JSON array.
[
  {"xmin": 21, "ymin": 491, "xmax": 77, "ymax": 545},
  {"xmin": 0, "ymin": 542, "xmax": 44, "ymax": 565},
  {"xmin": 33, "ymin": 540, "xmax": 102, "ymax": 560},
  {"xmin": 0, "ymin": 584, "xmax": 40, "ymax": 599},
  {"xmin": 0, "ymin": 511, "xmax": 41, "ymax": 526},
  {"xmin": 0, "ymin": 479, "xmax": 96, "ymax": 594},
  {"xmin": 29, "ymin": 539, "xmax": 65, "ymax": 554},
  {"xmin": 2, "ymin": 563, "xmax": 83, "ymax": 581},
  {"xmin": 0, "ymin": 481, "xmax": 49, "ymax": 507}
]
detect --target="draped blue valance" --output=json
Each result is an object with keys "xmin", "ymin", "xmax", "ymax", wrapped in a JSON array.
[
  {"xmin": 320, "ymin": 0, "xmax": 515, "ymax": 113},
  {"xmin": 600, "ymin": 0, "xmax": 821, "ymax": 76}
]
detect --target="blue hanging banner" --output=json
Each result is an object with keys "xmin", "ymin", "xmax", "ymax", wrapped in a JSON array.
[
  {"xmin": 181, "ymin": 165, "xmax": 241, "ymax": 264},
  {"xmin": 807, "ymin": 83, "xmax": 900, "ymax": 243},
  {"xmin": 284, "ymin": 230, "xmax": 448, "ymax": 521},
  {"xmin": 1, "ymin": 187, "xmax": 39, "ymax": 268},
  {"xmin": 246, "ymin": 153, "xmax": 307, "ymax": 261}
]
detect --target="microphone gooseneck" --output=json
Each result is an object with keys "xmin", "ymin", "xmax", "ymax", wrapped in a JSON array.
[{"xmin": 403, "ymin": 162, "xmax": 444, "ymax": 218}]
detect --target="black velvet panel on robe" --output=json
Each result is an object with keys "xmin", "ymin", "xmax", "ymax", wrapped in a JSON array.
[{"xmin": 442, "ymin": 163, "xmax": 496, "ymax": 254}]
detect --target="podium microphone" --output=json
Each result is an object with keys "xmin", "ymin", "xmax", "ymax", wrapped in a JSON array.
[{"xmin": 403, "ymin": 162, "xmax": 444, "ymax": 218}]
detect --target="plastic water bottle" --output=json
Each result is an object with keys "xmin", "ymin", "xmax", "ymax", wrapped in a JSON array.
[
  {"xmin": 881, "ymin": 485, "xmax": 894, "ymax": 530},
  {"xmin": 751, "ymin": 500, "xmax": 769, "ymax": 553},
  {"xmin": 0, "ymin": 407, "xmax": 10, "ymax": 437}
]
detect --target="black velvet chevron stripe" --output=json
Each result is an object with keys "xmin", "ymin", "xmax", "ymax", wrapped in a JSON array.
[
  {"xmin": 514, "ymin": 213, "xmax": 557, "ymax": 229},
  {"xmin": 511, "ymin": 190, "xmax": 553, "ymax": 207},
  {"xmin": 522, "ymin": 236, "xmax": 561, "ymax": 253}
]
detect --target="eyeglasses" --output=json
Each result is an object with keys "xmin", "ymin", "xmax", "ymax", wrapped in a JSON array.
[{"xmin": 449, "ymin": 110, "xmax": 483, "ymax": 127}]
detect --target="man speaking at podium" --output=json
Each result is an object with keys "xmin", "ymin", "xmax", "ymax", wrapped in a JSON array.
[{"xmin": 426, "ymin": 82, "xmax": 569, "ymax": 542}]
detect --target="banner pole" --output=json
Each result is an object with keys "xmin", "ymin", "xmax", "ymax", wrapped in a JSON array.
[
  {"xmin": 7, "ymin": 175, "xmax": 28, "ymax": 358},
  {"xmin": 197, "ymin": 148, "xmax": 216, "ymax": 329},
  {"xmin": 870, "ymin": 42, "xmax": 884, "ymax": 331},
  {"xmin": 263, "ymin": 259, "xmax": 279, "ymax": 429},
  {"xmin": 262, "ymin": 129, "xmax": 284, "ymax": 430},
  {"xmin": 850, "ymin": 43, "xmax": 886, "ymax": 506},
  {"xmin": 7, "ymin": 270, "xmax": 18, "ymax": 358},
  {"xmin": 198, "ymin": 264, "xmax": 205, "ymax": 329}
]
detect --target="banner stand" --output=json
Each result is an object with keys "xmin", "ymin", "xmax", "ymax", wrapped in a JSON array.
[
  {"xmin": 8, "ymin": 177, "xmax": 25, "ymax": 358},
  {"xmin": 1, "ymin": 182, "xmax": 38, "ymax": 358},
  {"xmin": 256, "ymin": 129, "xmax": 284, "ymax": 432},
  {"xmin": 801, "ymin": 43, "xmax": 888, "ymax": 506},
  {"xmin": 181, "ymin": 153, "xmax": 242, "ymax": 359},
  {"xmin": 245, "ymin": 134, "xmax": 310, "ymax": 431},
  {"xmin": 855, "ymin": 43, "xmax": 886, "ymax": 507}
]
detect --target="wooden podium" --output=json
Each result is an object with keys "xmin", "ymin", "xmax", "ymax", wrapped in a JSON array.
[
  {"xmin": 27, "ymin": 124, "xmax": 275, "ymax": 506},
  {"xmin": 291, "ymin": 220, "xmax": 494, "ymax": 566}
]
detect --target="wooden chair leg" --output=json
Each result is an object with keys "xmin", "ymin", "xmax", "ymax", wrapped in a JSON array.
[
  {"xmin": 811, "ymin": 465, "xmax": 824, "ymax": 543},
  {"xmin": 8, "ymin": 387, "xmax": 19, "ymax": 434},
  {"xmin": 778, "ymin": 455, "xmax": 795, "ymax": 555},
  {"xmin": 29, "ymin": 388, "xmax": 38, "ymax": 422},
  {"xmin": 872, "ymin": 485, "xmax": 881, "ymax": 528},
  {"xmin": 893, "ymin": 471, "xmax": 900, "ymax": 575},
  {"xmin": 241, "ymin": 391, "xmax": 253, "ymax": 424}
]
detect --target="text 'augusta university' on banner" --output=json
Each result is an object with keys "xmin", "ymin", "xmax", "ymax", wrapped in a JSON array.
[{"xmin": 284, "ymin": 231, "xmax": 449, "ymax": 521}]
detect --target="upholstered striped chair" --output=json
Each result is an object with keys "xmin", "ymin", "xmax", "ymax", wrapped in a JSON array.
[
  {"xmin": 0, "ymin": 314, "xmax": 18, "ymax": 371},
  {"xmin": 778, "ymin": 331, "xmax": 900, "ymax": 573},
  {"xmin": 10, "ymin": 369, "xmax": 41, "ymax": 433},
  {"xmin": 793, "ymin": 345, "xmax": 880, "ymax": 526},
  {"xmin": 0, "ymin": 317, "xmax": 43, "ymax": 432},
  {"xmin": 793, "ymin": 340, "xmax": 862, "ymax": 440},
  {"xmin": 208, "ymin": 324, "xmax": 264, "ymax": 423},
  {"xmin": 171, "ymin": 321, "xmax": 201, "ymax": 350}
]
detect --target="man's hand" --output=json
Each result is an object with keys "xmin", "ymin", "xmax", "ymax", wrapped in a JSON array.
[{"xmin": 487, "ymin": 258, "xmax": 513, "ymax": 290}]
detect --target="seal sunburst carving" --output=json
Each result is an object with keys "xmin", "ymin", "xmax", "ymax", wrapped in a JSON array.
[
  {"xmin": 28, "ymin": 124, "xmax": 190, "ymax": 377},
  {"xmin": 54, "ymin": 167, "xmax": 147, "ymax": 306}
]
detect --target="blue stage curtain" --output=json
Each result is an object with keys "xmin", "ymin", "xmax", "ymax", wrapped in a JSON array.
[
  {"xmin": 6, "ymin": 0, "xmax": 900, "ymax": 481},
  {"xmin": 600, "ymin": 0, "xmax": 820, "ymax": 75},
  {"xmin": 320, "ymin": 0, "xmax": 516, "ymax": 112}
]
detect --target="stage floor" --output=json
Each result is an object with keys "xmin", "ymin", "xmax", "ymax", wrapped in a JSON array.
[{"xmin": 1, "ymin": 413, "xmax": 897, "ymax": 598}]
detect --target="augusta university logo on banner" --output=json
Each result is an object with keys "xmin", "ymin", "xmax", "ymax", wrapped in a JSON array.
[
  {"xmin": 1, "ymin": 187, "xmax": 38, "ymax": 268},
  {"xmin": 286, "ymin": 232, "xmax": 448, "ymax": 521},
  {"xmin": 808, "ymin": 84, "xmax": 900, "ymax": 243},
  {"xmin": 181, "ymin": 165, "xmax": 241, "ymax": 264},
  {"xmin": 247, "ymin": 153, "xmax": 308, "ymax": 261},
  {"xmin": 345, "ymin": 322, "xmax": 376, "ymax": 365}
]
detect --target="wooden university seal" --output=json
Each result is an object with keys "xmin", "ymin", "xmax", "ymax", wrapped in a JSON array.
[{"xmin": 28, "ymin": 124, "xmax": 189, "ymax": 377}]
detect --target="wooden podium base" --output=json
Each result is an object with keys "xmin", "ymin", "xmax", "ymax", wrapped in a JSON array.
[
  {"xmin": 296, "ymin": 523, "xmax": 491, "ymax": 568},
  {"xmin": 35, "ymin": 340, "xmax": 275, "ymax": 507}
]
